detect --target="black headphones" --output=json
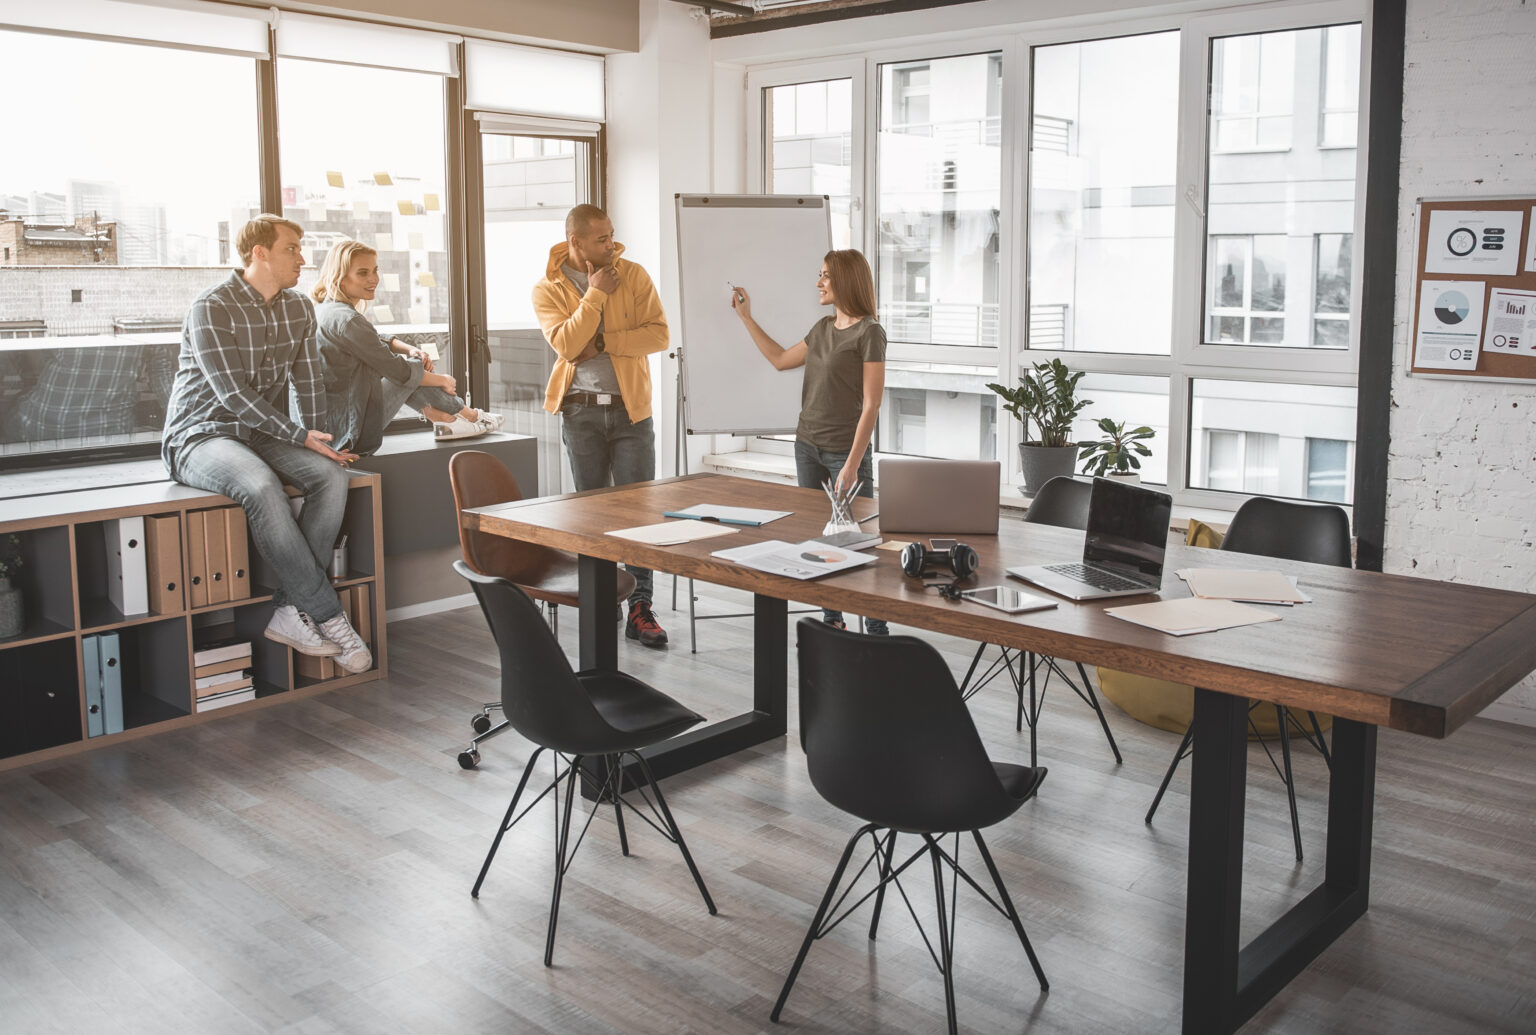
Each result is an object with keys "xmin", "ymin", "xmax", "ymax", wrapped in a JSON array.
[{"xmin": 900, "ymin": 541, "xmax": 979, "ymax": 581}]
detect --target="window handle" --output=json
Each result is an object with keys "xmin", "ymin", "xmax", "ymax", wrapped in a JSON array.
[{"xmin": 1183, "ymin": 185, "xmax": 1205, "ymax": 219}]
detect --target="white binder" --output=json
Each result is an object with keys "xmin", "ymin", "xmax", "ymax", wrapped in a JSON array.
[{"xmin": 104, "ymin": 516, "xmax": 148, "ymax": 616}]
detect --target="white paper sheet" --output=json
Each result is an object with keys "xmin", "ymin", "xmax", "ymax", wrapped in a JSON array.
[
  {"xmin": 1485, "ymin": 288, "xmax": 1536, "ymax": 358},
  {"xmin": 666, "ymin": 503, "xmax": 792, "ymax": 526},
  {"xmin": 1415, "ymin": 280, "xmax": 1486, "ymax": 369},
  {"xmin": 1103, "ymin": 597, "xmax": 1281, "ymax": 636},
  {"xmin": 607, "ymin": 521, "xmax": 739, "ymax": 546},
  {"xmin": 1179, "ymin": 568, "xmax": 1306, "ymax": 604},
  {"xmin": 712, "ymin": 539, "xmax": 877, "ymax": 580},
  {"xmin": 1426, "ymin": 209, "xmax": 1523, "ymax": 276}
]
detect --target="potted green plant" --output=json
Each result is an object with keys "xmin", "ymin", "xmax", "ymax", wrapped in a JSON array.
[
  {"xmin": 987, "ymin": 358, "xmax": 1092, "ymax": 495},
  {"xmin": 0, "ymin": 534, "xmax": 24, "ymax": 638},
  {"xmin": 1078, "ymin": 418, "xmax": 1155, "ymax": 482}
]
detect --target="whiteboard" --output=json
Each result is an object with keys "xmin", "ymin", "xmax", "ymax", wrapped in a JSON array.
[{"xmin": 675, "ymin": 194, "xmax": 830, "ymax": 435}]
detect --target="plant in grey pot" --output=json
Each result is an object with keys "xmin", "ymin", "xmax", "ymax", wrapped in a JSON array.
[
  {"xmin": 1078, "ymin": 417, "xmax": 1155, "ymax": 483},
  {"xmin": 0, "ymin": 534, "xmax": 24, "ymax": 639},
  {"xmin": 987, "ymin": 358, "xmax": 1092, "ymax": 496}
]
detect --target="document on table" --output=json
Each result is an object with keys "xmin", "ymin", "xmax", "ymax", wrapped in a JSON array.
[
  {"xmin": 1179, "ymin": 568, "xmax": 1307, "ymax": 604},
  {"xmin": 607, "ymin": 520, "xmax": 739, "ymax": 546},
  {"xmin": 712, "ymin": 539, "xmax": 877, "ymax": 580},
  {"xmin": 663, "ymin": 503, "xmax": 792, "ymax": 526},
  {"xmin": 1104, "ymin": 597, "xmax": 1282, "ymax": 636}
]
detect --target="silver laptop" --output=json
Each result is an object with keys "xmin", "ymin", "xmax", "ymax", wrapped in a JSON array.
[
  {"xmin": 878, "ymin": 459, "xmax": 1000, "ymax": 535},
  {"xmin": 1007, "ymin": 478, "xmax": 1173, "ymax": 601}
]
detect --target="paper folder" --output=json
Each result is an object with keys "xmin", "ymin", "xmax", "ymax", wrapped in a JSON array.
[
  {"xmin": 144, "ymin": 514, "xmax": 182, "ymax": 614},
  {"xmin": 83, "ymin": 634, "xmax": 104, "ymax": 738},
  {"xmin": 187, "ymin": 510, "xmax": 208, "ymax": 608},
  {"xmin": 104, "ymin": 516, "xmax": 148, "ymax": 616},
  {"xmin": 224, "ymin": 507, "xmax": 251, "ymax": 601},
  {"xmin": 203, "ymin": 508, "xmax": 229, "ymax": 605},
  {"xmin": 99, "ymin": 631, "xmax": 124, "ymax": 735}
]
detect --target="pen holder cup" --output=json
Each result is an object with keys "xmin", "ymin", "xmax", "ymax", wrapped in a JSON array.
[{"xmin": 329, "ymin": 544, "xmax": 349, "ymax": 579}]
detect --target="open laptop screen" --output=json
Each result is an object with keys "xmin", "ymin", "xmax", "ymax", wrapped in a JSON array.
[{"xmin": 1082, "ymin": 478, "xmax": 1174, "ymax": 581}]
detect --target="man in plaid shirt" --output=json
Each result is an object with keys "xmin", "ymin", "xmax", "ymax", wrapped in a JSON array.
[{"xmin": 162, "ymin": 214, "xmax": 371, "ymax": 672}]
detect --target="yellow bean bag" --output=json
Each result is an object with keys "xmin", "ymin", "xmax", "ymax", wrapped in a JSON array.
[{"xmin": 1095, "ymin": 519, "xmax": 1332, "ymax": 738}]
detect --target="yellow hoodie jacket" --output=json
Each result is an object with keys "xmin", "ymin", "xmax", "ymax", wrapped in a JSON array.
[{"xmin": 532, "ymin": 241, "xmax": 669, "ymax": 423}]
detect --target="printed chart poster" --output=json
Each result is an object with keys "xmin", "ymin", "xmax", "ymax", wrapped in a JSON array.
[
  {"xmin": 1425, "ymin": 209, "xmax": 1524, "ymax": 276},
  {"xmin": 1416, "ymin": 280, "xmax": 1486, "ymax": 370},
  {"xmin": 1485, "ymin": 288, "xmax": 1536, "ymax": 359}
]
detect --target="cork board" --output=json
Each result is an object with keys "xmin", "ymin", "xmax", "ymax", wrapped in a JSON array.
[{"xmin": 1409, "ymin": 196, "xmax": 1536, "ymax": 383}]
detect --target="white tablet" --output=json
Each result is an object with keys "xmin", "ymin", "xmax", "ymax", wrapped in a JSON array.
[{"xmin": 960, "ymin": 585, "xmax": 1058, "ymax": 614}]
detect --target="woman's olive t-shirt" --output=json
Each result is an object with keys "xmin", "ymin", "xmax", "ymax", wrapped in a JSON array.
[{"xmin": 796, "ymin": 316, "xmax": 887, "ymax": 452}]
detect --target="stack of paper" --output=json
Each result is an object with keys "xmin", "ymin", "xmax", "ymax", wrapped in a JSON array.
[
  {"xmin": 712, "ymin": 539, "xmax": 877, "ymax": 580},
  {"xmin": 1180, "ymin": 568, "xmax": 1307, "ymax": 604},
  {"xmin": 663, "ymin": 504, "xmax": 792, "ymax": 527},
  {"xmin": 607, "ymin": 520, "xmax": 739, "ymax": 546},
  {"xmin": 1104, "ymin": 597, "xmax": 1281, "ymax": 637}
]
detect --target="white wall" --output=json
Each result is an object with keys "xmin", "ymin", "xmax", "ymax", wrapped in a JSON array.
[{"xmin": 1390, "ymin": 0, "xmax": 1536, "ymax": 722}]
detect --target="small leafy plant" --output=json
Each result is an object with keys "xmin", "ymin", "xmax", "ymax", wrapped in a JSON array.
[
  {"xmin": 0, "ymin": 534, "xmax": 22, "ymax": 580},
  {"xmin": 986, "ymin": 358, "xmax": 1092, "ymax": 448},
  {"xmin": 1078, "ymin": 418, "xmax": 1155, "ymax": 476}
]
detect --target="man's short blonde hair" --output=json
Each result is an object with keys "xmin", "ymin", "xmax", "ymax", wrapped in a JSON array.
[{"xmin": 237, "ymin": 213, "xmax": 305, "ymax": 266}]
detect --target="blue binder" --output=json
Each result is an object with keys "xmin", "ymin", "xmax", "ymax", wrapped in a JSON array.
[
  {"xmin": 83, "ymin": 634, "xmax": 103, "ymax": 738},
  {"xmin": 99, "ymin": 631, "xmax": 124, "ymax": 736}
]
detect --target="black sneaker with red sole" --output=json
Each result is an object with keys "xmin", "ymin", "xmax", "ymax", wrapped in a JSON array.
[{"xmin": 625, "ymin": 601, "xmax": 668, "ymax": 647}]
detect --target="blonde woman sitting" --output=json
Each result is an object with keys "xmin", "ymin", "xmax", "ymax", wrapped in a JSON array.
[{"xmin": 311, "ymin": 239, "xmax": 502, "ymax": 455}]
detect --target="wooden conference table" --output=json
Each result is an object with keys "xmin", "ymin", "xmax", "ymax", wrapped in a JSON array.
[{"xmin": 467, "ymin": 473, "xmax": 1536, "ymax": 1034}]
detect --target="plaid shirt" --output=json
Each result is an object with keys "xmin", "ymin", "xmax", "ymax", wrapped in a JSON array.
[
  {"xmin": 161, "ymin": 270, "xmax": 325, "ymax": 471},
  {"xmin": 10, "ymin": 343, "xmax": 175, "ymax": 439}
]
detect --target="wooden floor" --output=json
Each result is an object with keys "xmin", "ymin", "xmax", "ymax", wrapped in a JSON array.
[{"xmin": 2, "ymin": 582, "xmax": 1533, "ymax": 1034}]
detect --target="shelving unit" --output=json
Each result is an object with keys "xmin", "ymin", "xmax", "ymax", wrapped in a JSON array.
[{"xmin": 0, "ymin": 471, "xmax": 387, "ymax": 771}]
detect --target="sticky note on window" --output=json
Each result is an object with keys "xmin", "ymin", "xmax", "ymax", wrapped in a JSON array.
[
  {"xmin": 409, "ymin": 305, "xmax": 428, "ymax": 325},
  {"xmin": 353, "ymin": 199, "xmax": 369, "ymax": 217},
  {"xmin": 372, "ymin": 305, "xmax": 394, "ymax": 323},
  {"xmin": 374, "ymin": 171, "xmax": 393, "ymax": 186},
  {"xmin": 375, "ymin": 233, "xmax": 393, "ymax": 251},
  {"xmin": 417, "ymin": 272, "xmax": 437, "ymax": 287},
  {"xmin": 308, "ymin": 201, "xmax": 326, "ymax": 221},
  {"xmin": 397, "ymin": 200, "xmax": 414, "ymax": 216},
  {"xmin": 424, "ymin": 193, "xmax": 440, "ymax": 211},
  {"xmin": 408, "ymin": 232, "xmax": 424, "ymax": 250},
  {"xmin": 326, "ymin": 171, "xmax": 344, "ymax": 188},
  {"xmin": 382, "ymin": 273, "xmax": 400, "ymax": 292}
]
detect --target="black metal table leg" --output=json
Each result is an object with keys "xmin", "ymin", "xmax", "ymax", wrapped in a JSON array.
[
  {"xmin": 578, "ymin": 554, "xmax": 618, "ymax": 673},
  {"xmin": 1181, "ymin": 689, "xmax": 1377, "ymax": 1033}
]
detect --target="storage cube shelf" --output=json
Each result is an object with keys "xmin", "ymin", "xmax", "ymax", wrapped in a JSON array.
[{"xmin": 0, "ymin": 472, "xmax": 387, "ymax": 769}]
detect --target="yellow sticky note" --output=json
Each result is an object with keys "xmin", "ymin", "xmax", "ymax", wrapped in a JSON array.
[
  {"xmin": 375, "ymin": 233, "xmax": 393, "ymax": 251},
  {"xmin": 326, "ymin": 171, "xmax": 344, "ymax": 188},
  {"xmin": 372, "ymin": 305, "xmax": 394, "ymax": 323},
  {"xmin": 352, "ymin": 199, "xmax": 369, "ymax": 217},
  {"xmin": 408, "ymin": 232, "xmax": 424, "ymax": 250},
  {"xmin": 417, "ymin": 272, "xmax": 437, "ymax": 287},
  {"xmin": 396, "ymin": 199, "xmax": 414, "ymax": 216},
  {"xmin": 374, "ymin": 171, "xmax": 393, "ymax": 186},
  {"xmin": 382, "ymin": 273, "xmax": 400, "ymax": 292},
  {"xmin": 423, "ymin": 193, "xmax": 440, "ymax": 211}
]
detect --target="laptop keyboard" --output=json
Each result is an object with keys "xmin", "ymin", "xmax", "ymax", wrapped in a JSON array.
[{"xmin": 1045, "ymin": 562, "xmax": 1145, "ymax": 592}]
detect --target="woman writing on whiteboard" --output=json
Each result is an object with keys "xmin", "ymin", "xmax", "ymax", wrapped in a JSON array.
[{"xmin": 731, "ymin": 248, "xmax": 888, "ymax": 634}]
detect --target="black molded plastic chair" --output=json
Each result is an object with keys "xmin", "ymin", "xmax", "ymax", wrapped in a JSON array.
[
  {"xmin": 1145, "ymin": 497, "xmax": 1350, "ymax": 861},
  {"xmin": 455, "ymin": 562, "xmax": 715, "ymax": 965},
  {"xmin": 449, "ymin": 450, "xmax": 636, "ymax": 769},
  {"xmin": 774, "ymin": 619, "xmax": 1049, "ymax": 1034},
  {"xmin": 959, "ymin": 475, "xmax": 1122, "ymax": 766}
]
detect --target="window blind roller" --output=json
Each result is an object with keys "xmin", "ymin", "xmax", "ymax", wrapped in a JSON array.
[
  {"xmin": 276, "ymin": 11, "xmax": 459, "ymax": 76},
  {"xmin": 465, "ymin": 40, "xmax": 605, "ymax": 120},
  {"xmin": 0, "ymin": 0, "xmax": 269, "ymax": 56}
]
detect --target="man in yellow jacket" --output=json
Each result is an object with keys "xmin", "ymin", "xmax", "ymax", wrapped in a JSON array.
[{"xmin": 532, "ymin": 204, "xmax": 671, "ymax": 646}]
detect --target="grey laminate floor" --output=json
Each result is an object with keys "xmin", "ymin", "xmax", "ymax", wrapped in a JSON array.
[{"xmin": 2, "ymin": 584, "xmax": 1532, "ymax": 1033}]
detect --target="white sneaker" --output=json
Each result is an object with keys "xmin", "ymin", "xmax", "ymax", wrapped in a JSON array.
[
  {"xmin": 265, "ymin": 605, "xmax": 340, "ymax": 656},
  {"xmin": 317, "ymin": 612, "xmax": 373, "ymax": 674},
  {"xmin": 433, "ymin": 416, "xmax": 487, "ymax": 440},
  {"xmin": 474, "ymin": 410, "xmax": 505, "ymax": 431}
]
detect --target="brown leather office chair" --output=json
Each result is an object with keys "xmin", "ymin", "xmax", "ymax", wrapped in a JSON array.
[{"xmin": 448, "ymin": 450, "xmax": 635, "ymax": 769}]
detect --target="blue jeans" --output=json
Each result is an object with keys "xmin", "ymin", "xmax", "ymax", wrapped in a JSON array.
[
  {"xmin": 794, "ymin": 438, "xmax": 887, "ymax": 634},
  {"xmin": 381, "ymin": 360, "xmax": 466, "ymax": 420},
  {"xmin": 171, "ymin": 433, "xmax": 349, "ymax": 621},
  {"xmin": 560, "ymin": 400, "xmax": 655, "ymax": 605}
]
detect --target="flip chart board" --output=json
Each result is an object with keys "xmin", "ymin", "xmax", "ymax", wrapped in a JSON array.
[{"xmin": 674, "ymin": 194, "xmax": 831, "ymax": 434}]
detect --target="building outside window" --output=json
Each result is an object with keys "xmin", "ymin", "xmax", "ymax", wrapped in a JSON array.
[
  {"xmin": 764, "ymin": 79, "xmax": 854, "ymax": 248},
  {"xmin": 1207, "ymin": 233, "xmax": 1287, "ymax": 343},
  {"xmin": 1313, "ymin": 232, "xmax": 1352, "ymax": 346}
]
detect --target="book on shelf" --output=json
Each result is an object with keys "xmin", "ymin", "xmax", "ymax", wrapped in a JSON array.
[
  {"xmin": 196, "ymin": 685, "xmax": 257, "ymax": 712},
  {"xmin": 195, "ymin": 670, "xmax": 252, "ymax": 697},
  {"xmin": 194, "ymin": 655, "xmax": 250, "ymax": 679},
  {"xmin": 194, "ymin": 639, "xmax": 252, "ymax": 666}
]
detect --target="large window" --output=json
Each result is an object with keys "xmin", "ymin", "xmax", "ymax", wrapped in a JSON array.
[
  {"xmin": 765, "ymin": 80, "xmax": 854, "ymax": 248},
  {"xmin": 0, "ymin": 31, "xmax": 258, "ymax": 459}
]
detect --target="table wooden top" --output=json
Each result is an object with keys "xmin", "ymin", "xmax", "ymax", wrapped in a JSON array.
[{"xmin": 467, "ymin": 473, "xmax": 1536, "ymax": 739}]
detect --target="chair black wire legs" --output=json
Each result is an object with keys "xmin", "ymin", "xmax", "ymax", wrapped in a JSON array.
[
  {"xmin": 471, "ymin": 747, "xmax": 715, "ymax": 966},
  {"xmin": 959, "ymin": 643, "xmax": 1123, "ymax": 767},
  {"xmin": 772, "ymin": 825, "xmax": 1047, "ymax": 1034}
]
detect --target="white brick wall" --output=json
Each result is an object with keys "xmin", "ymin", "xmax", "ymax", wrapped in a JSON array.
[{"xmin": 1391, "ymin": 0, "xmax": 1536, "ymax": 721}]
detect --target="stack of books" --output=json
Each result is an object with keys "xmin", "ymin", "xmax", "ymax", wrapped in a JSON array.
[{"xmin": 194, "ymin": 638, "xmax": 254, "ymax": 712}]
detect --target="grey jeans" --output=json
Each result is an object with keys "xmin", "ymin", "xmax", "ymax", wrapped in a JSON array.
[
  {"xmin": 381, "ymin": 359, "xmax": 467, "ymax": 420},
  {"xmin": 171, "ymin": 433, "xmax": 348, "ymax": 622},
  {"xmin": 794, "ymin": 438, "xmax": 886, "ymax": 633},
  {"xmin": 560, "ymin": 399, "xmax": 655, "ymax": 604}
]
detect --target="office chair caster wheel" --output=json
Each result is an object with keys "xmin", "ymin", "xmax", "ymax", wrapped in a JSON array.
[
  {"xmin": 471, "ymin": 713, "xmax": 492, "ymax": 734},
  {"xmin": 458, "ymin": 748, "xmax": 481, "ymax": 770}
]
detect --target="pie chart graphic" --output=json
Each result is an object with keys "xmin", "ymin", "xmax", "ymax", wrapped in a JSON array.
[
  {"xmin": 801, "ymin": 549, "xmax": 847, "ymax": 564},
  {"xmin": 1434, "ymin": 289, "xmax": 1471, "ymax": 326}
]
